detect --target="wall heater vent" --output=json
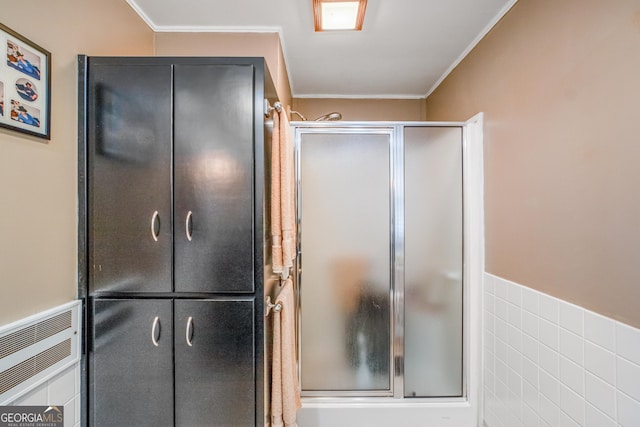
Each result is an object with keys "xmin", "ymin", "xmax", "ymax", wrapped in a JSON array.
[
  {"xmin": 0, "ymin": 311, "xmax": 72, "ymax": 359},
  {"xmin": 0, "ymin": 301, "xmax": 81, "ymax": 404}
]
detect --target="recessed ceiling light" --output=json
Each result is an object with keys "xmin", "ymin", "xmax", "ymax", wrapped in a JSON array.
[{"xmin": 313, "ymin": 0, "xmax": 368, "ymax": 32}]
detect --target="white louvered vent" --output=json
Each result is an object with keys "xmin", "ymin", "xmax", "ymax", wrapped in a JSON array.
[{"xmin": 0, "ymin": 301, "xmax": 81, "ymax": 404}]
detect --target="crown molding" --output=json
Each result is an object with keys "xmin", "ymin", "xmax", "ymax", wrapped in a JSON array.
[{"xmin": 294, "ymin": 94, "xmax": 425, "ymax": 100}]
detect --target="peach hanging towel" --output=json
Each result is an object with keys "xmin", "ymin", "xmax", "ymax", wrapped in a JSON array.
[
  {"xmin": 271, "ymin": 278, "xmax": 301, "ymax": 426},
  {"xmin": 271, "ymin": 109, "xmax": 296, "ymax": 276}
]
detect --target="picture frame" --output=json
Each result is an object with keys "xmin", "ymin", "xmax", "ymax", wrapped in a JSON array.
[{"xmin": 0, "ymin": 23, "xmax": 51, "ymax": 140}]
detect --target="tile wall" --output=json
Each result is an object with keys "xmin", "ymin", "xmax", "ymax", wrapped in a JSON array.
[{"xmin": 483, "ymin": 273, "xmax": 640, "ymax": 427}]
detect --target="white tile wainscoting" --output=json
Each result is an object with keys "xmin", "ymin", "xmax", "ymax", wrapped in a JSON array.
[
  {"xmin": 7, "ymin": 362, "xmax": 81, "ymax": 427},
  {"xmin": 483, "ymin": 273, "xmax": 640, "ymax": 427}
]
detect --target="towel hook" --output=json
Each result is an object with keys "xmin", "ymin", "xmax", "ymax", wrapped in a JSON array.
[
  {"xmin": 264, "ymin": 100, "xmax": 283, "ymax": 118},
  {"xmin": 265, "ymin": 296, "xmax": 282, "ymax": 317}
]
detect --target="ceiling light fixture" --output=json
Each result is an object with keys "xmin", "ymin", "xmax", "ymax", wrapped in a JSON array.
[{"xmin": 313, "ymin": 0, "xmax": 367, "ymax": 32}]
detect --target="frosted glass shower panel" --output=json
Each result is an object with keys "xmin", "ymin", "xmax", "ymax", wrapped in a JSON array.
[
  {"xmin": 299, "ymin": 132, "xmax": 391, "ymax": 392},
  {"xmin": 403, "ymin": 127, "xmax": 463, "ymax": 397}
]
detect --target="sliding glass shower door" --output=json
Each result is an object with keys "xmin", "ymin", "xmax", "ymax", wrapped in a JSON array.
[{"xmin": 296, "ymin": 125, "xmax": 463, "ymax": 399}]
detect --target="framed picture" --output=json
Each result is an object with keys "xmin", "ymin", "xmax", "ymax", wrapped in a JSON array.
[{"xmin": 0, "ymin": 23, "xmax": 51, "ymax": 140}]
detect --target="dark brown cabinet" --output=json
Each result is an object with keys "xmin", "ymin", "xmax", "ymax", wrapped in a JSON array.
[
  {"xmin": 174, "ymin": 299, "xmax": 255, "ymax": 426},
  {"xmin": 87, "ymin": 63, "xmax": 173, "ymax": 294},
  {"xmin": 91, "ymin": 298, "xmax": 255, "ymax": 427},
  {"xmin": 79, "ymin": 56, "xmax": 276, "ymax": 426},
  {"xmin": 173, "ymin": 64, "xmax": 255, "ymax": 293},
  {"xmin": 91, "ymin": 299, "xmax": 174, "ymax": 426},
  {"xmin": 88, "ymin": 61, "xmax": 257, "ymax": 295}
]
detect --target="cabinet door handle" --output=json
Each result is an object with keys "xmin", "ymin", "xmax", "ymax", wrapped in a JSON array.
[
  {"xmin": 186, "ymin": 316, "xmax": 194, "ymax": 347},
  {"xmin": 151, "ymin": 211, "xmax": 160, "ymax": 242},
  {"xmin": 151, "ymin": 316, "xmax": 161, "ymax": 347},
  {"xmin": 185, "ymin": 211, "xmax": 193, "ymax": 242}
]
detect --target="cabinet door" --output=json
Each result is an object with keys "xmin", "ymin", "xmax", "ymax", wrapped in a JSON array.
[
  {"xmin": 91, "ymin": 299, "xmax": 173, "ymax": 426},
  {"xmin": 173, "ymin": 65, "xmax": 255, "ymax": 293},
  {"xmin": 88, "ymin": 63, "xmax": 173, "ymax": 293},
  {"xmin": 175, "ymin": 299, "xmax": 255, "ymax": 426}
]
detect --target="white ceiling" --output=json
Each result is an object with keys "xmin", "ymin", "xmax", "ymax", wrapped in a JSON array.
[{"xmin": 127, "ymin": 0, "xmax": 516, "ymax": 98}]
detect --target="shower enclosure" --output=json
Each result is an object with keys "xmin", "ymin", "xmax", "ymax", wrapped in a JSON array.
[{"xmin": 293, "ymin": 118, "xmax": 484, "ymax": 426}]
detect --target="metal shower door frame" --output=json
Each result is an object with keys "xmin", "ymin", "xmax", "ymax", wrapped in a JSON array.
[
  {"xmin": 294, "ymin": 124, "xmax": 395, "ymax": 398},
  {"xmin": 292, "ymin": 120, "xmax": 478, "ymax": 404}
]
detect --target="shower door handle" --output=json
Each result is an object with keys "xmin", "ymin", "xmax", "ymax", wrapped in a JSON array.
[
  {"xmin": 185, "ymin": 316, "xmax": 194, "ymax": 347},
  {"xmin": 151, "ymin": 316, "xmax": 161, "ymax": 347}
]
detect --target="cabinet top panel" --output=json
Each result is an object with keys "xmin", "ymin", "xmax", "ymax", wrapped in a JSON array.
[{"xmin": 81, "ymin": 55, "xmax": 268, "ymax": 69}]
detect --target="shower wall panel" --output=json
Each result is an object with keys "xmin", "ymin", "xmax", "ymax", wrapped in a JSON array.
[{"xmin": 404, "ymin": 127, "xmax": 463, "ymax": 397}]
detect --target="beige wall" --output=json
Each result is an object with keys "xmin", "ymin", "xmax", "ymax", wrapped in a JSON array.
[
  {"xmin": 427, "ymin": 0, "xmax": 640, "ymax": 327},
  {"xmin": 292, "ymin": 98, "xmax": 426, "ymax": 121},
  {"xmin": 154, "ymin": 32, "xmax": 292, "ymax": 108},
  {"xmin": 0, "ymin": 1, "xmax": 153, "ymax": 325}
]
